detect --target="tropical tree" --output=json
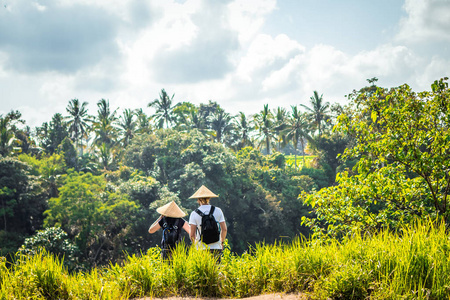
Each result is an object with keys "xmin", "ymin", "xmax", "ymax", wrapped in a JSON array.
[
  {"xmin": 148, "ymin": 89, "xmax": 176, "ymax": 129},
  {"xmin": 172, "ymin": 102, "xmax": 198, "ymax": 131},
  {"xmin": 253, "ymin": 104, "xmax": 276, "ymax": 154},
  {"xmin": 302, "ymin": 78, "xmax": 450, "ymax": 238},
  {"xmin": 283, "ymin": 106, "xmax": 310, "ymax": 167},
  {"xmin": 91, "ymin": 99, "xmax": 118, "ymax": 147},
  {"xmin": 14, "ymin": 126, "xmax": 39, "ymax": 155},
  {"xmin": 44, "ymin": 171, "xmax": 139, "ymax": 265},
  {"xmin": 301, "ymin": 91, "xmax": 330, "ymax": 137},
  {"xmin": 208, "ymin": 108, "xmax": 233, "ymax": 143},
  {"xmin": 199, "ymin": 100, "xmax": 220, "ymax": 128},
  {"xmin": 117, "ymin": 109, "xmax": 136, "ymax": 148},
  {"xmin": 232, "ymin": 112, "xmax": 254, "ymax": 150},
  {"xmin": 0, "ymin": 111, "xmax": 23, "ymax": 157},
  {"xmin": 274, "ymin": 107, "xmax": 288, "ymax": 152},
  {"xmin": 0, "ymin": 157, "xmax": 46, "ymax": 234},
  {"xmin": 95, "ymin": 142, "xmax": 117, "ymax": 170},
  {"xmin": 135, "ymin": 108, "xmax": 152, "ymax": 135},
  {"xmin": 65, "ymin": 99, "xmax": 90, "ymax": 156},
  {"xmin": 37, "ymin": 113, "xmax": 69, "ymax": 155}
]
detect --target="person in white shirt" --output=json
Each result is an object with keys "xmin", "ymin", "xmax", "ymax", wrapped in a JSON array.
[{"xmin": 188, "ymin": 185, "xmax": 227, "ymax": 259}]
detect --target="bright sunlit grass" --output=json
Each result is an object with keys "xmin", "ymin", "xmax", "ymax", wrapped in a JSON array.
[
  {"xmin": 285, "ymin": 154, "xmax": 316, "ymax": 169},
  {"xmin": 1, "ymin": 219, "xmax": 450, "ymax": 299}
]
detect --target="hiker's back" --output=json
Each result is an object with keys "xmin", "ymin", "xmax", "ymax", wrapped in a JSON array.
[
  {"xmin": 189, "ymin": 204, "xmax": 225, "ymax": 249},
  {"xmin": 160, "ymin": 217, "xmax": 183, "ymax": 250}
]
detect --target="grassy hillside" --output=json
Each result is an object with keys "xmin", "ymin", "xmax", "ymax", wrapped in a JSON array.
[{"xmin": 1, "ymin": 219, "xmax": 448, "ymax": 299}]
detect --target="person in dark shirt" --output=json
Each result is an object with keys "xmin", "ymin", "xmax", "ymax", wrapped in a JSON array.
[{"xmin": 149, "ymin": 201, "xmax": 190, "ymax": 259}]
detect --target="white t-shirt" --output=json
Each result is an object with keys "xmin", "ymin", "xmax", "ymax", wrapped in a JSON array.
[{"xmin": 189, "ymin": 204, "xmax": 225, "ymax": 250}]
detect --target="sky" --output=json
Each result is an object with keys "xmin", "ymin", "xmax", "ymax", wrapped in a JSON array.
[{"xmin": 1, "ymin": 0, "xmax": 450, "ymax": 128}]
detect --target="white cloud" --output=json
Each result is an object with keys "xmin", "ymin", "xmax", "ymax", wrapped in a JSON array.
[
  {"xmin": 149, "ymin": 0, "xmax": 239, "ymax": 83},
  {"xmin": 397, "ymin": 0, "xmax": 450, "ymax": 43},
  {"xmin": 416, "ymin": 56, "xmax": 450, "ymax": 89},
  {"xmin": 228, "ymin": 0, "xmax": 277, "ymax": 44},
  {"xmin": 236, "ymin": 34, "xmax": 305, "ymax": 83}
]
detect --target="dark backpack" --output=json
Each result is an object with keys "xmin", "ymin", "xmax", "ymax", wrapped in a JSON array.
[
  {"xmin": 195, "ymin": 206, "xmax": 220, "ymax": 244},
  {"xmin": 161, "ymin": 218, "xmax": 182, "ymax": 249}
]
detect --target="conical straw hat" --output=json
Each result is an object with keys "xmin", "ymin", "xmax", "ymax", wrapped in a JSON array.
[
  {"xmin": 156, "ymin": 201, "xmax": 186, "ymax": 218},
  {"xmin": 189, "ymin": 185, "xmax": 219, "ymax": 199}
]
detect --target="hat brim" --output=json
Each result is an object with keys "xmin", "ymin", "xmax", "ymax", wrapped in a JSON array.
[
  {"xmin": 156, "ymin": 201, "xmax": 186, "ymax": 218},
  {"xmin": 189, "ymin": 185, "xmax": 219, "ymax": 199}
]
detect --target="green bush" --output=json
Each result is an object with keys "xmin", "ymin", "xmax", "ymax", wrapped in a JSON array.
[{"xmin": 19, "ymin": 227, "xmax": 80, "ymax": 271}]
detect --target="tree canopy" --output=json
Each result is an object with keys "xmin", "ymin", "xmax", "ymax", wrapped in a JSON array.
[{"xmin": 302, "ymin": 78, "xmax": 450, "ymax": 238}]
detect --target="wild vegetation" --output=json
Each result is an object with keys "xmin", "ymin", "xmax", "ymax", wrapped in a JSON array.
[
  {"xmin": 1, "ymin": 220, "xmax": 449, "ymax": 299},
  {"xmin": 1, "ymin": 77, "xmax": 450, "ymax": 299}
]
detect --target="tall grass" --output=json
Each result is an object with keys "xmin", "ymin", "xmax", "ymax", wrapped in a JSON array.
[{"xmin": 1, "ymin": 219, "xmax": 450, "ymax": 299}]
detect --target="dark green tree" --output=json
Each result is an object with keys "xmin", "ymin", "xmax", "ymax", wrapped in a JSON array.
[
  {"xmin": 44, "ymin": 171, "xmax": 139, "ymax": 265},
  {"xmin": 37, "ymin": 113, "xmax": 69, "ymax": 155},
  {"xmin": 208, "ymin": 108, "xmax": 233, "ymax": 143},
  {"xmin": 148, "ymin": 89, "xmax": 176, "ymax": 129},
  {"xmin": 0, "ymin": 158, "xmax": 47, "ymax": 255}
]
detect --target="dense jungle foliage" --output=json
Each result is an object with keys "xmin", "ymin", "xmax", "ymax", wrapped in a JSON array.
[{"xmin": 1, "ymin": 77, "xmax": 450, "ymax": 273}]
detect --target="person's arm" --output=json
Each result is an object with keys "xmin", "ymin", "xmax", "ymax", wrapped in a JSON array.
[
  {"xmin": 219, "ymin": 221, "xmax": 227, "ymax": 246},
  {"xmin": 190, "ymin": 224, "xmax": 197, "ymax": 243},
  {"xmin": 182, "ymin": 220, "xmax": 191, "ymax": 236},
  {"xmin": 148, "ymin": 215, "xmax": 163, "ymax": 234}
]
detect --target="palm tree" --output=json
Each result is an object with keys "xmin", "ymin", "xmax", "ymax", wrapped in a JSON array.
[
  {"xmin": 40, "ymin": 113, "xmax": 69, "ymax": 155},
  {"xmin": 91, "ymin": 99, "xmax": 118, "ymax": 147},
  {"xmin": 253, "ymin": 104, "xmax": 276, "ymax": 154},
  {"xmin": 233, "ymin": 112, "xmax": 254, "ymax": 150},
  {"xmin": 95, "ymin": 142, "xmax": 116, "ymax": 170},
  {"xmin": 274, "ymin": 106, "xmax": 288, "ymax": 152},
  {"xmin": 208, "ymin": 108, "xmax": 233, "ymax": 143},
  {"xmin": 148, "ymin": 89, "xmax": 176, "ymax": 129},
  {"xmin": 284, "ymin": 106, "xmax": 311, "ymax": 167},
  {"xmin": 135, "ymin": 108, "xmax": 152, "ymax": 134},
  {"xmin": 189, "ymin": 110, "xmax": 207, "ymax": 133},
  {"xmin": 300, "ymin": 91, "xmax": 330, "ymax": 137},
  {"xmin": 0, "ymin": 111, "xmax": 23, "ymax": 157},
  {"xmin": 117, "ymin": 109, "xmax": 136, "ymax": 148},
  {"xmin": 65, "ymin": 99, "xmax": 90, "ymax": 155}
]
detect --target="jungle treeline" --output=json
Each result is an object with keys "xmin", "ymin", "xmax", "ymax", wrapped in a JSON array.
[{"xmin": 1, "ymin": 77, "xmax": 450, "ymax": 270}]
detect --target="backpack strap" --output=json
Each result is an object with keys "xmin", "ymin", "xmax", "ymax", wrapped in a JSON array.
[
  {"xmin": 173, "ymin": 218, "xmax": 180, "ymax": 229},
  {"xmin": 162, "ymin": 216, "xmax": 168, "ymax": 229},
  {"xmin": 195, "ymin": 206, "xmax": 215, "ymax": 217},
  {"xmin": 195, "ymin": 208, "xmax": 204, "ymax": 217}
]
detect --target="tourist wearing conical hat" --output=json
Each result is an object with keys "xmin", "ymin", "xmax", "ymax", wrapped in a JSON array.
[
  {"xmin": 149, "ymin": 201, "xmax": 190, "ymax": 259},
  {"xmin": 188, "ymin": 185, "xmax": 227, "ymax": 260}
]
